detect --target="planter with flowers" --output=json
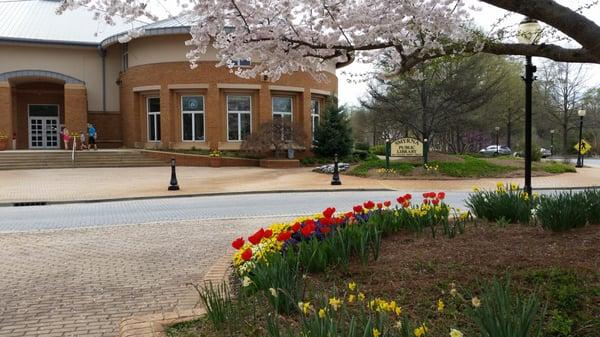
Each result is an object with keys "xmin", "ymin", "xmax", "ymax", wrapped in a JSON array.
[
  {"xmin": 0, "ymin": 131, "xmax": 8, "ymax": 151},
  {"xmin": 209, "ymin": 149, "xmax": 221, "ymax": 167}
]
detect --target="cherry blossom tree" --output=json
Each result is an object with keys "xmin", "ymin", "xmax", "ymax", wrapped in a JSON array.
[{"xmin": 58, "ymin": 0, "xmax": 600, "ymax": 80}]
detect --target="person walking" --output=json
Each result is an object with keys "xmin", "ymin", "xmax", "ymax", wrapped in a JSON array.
[
  {"xmin": 61, "ymin": 127, "xmax": 71, "ymax": 150},
  {"xmin": 88, "ymin": 124, "xmax": 98, "ymax": 151},
  {"xmin": 80, "ymin": 131, "xmax": 87, "ymax": 150}
]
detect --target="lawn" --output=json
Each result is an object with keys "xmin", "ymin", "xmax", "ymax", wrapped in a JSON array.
[{"xmin": 346, "ymin": 154, "xmax": 576, "ymax": 178}]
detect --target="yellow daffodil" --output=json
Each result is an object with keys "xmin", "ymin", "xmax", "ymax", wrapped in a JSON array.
[
  {"xmin": 437, "ymin": 299, "xmax": 445, "ymax": 312},
  {"xmin": 472, "ymin": 297, "xmax": 481, "ymax": 308},
  {"xmin": 472, "ymin": 186, "xmax": 479, "ymax": 192},
  {"xmin": 269, "ymin": 288, "xmax": 278, "ymax": 298},
  {"xmin": 242, "ymin": 276, "xmax": 252, "ymax": 287},
  {"xmin": 450, "ymin": 287, "xmax": 458, "ymax": 297},
  {"xmin": 298, "ymin": 301, "xmax": 312, "ymax": 315},
  {"xmin": 373, "ymin": 328, "xmax": 381, "ymax": 337},
  {"xmin": 329, "ymin": 297, "xmax": 343, "ymax": 311},
  {"xmin": 449, "ymin": 329, "xmax": 464, "ymax": 337},
  {"xmin": 510, "ymin": 182, "xmax": 519, "ymax": 190},
  {"xmin": 348, "ymin": 294, "xmax": 356, "ymax": 303},
  {"xmin": 414, "ymin": 324, "xmax": 428, "ymax": 337},
  {"xmin": 358, "ymin": 292, "xmax": 366, "ymax": 301},
  {"xmin": 395, "ymin": 320, "xmax": 402, "ymax": 329},
  {"xmin": 394, "ymin": 306, "xmax": 402, "ymax": 316},
  {"xmin": 348, "ymin": 281, "xmax": 357, "ymax": 291},
  {"xmin": 318, "ymin": 308, "xmax": 327, "ymax": 318}
]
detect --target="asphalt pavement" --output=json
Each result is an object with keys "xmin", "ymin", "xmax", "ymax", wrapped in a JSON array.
[{"xmin": 0, "ymin": 191, "xmax": 470, "ymax": 232}]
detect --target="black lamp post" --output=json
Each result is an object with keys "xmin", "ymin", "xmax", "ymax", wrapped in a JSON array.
[
  {"xmin": 331, "ymin": 153, "xmax": 342, "ymax": 185},
  {"xmin": 169, "ymin": 158, "xmax": 180, "ymax": 191},
  {"xmin": 576, "ymin": 109, "xmax": 586, "ymax": 168},
  {"xmin": 550, "ymin": 129, "xmax": 555, "ymax": 156},
  {"xmin": 494, "ymin": 126, "xmax": 500, "ymax": 155},
  {"xmin": 518, "ymin": 17, "xmax": 542, "ymax": 196}
]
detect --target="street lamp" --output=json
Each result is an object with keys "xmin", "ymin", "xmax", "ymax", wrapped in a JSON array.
[
  {"xmin": 518, "ymin": 17, "xmax": 542, "ymax": 196},
  {"xmin": 494, "ymin": 126, "xmax": 500, "ymax": 155},
  {"xmin": 550, "ymin": 129, "xmax": 555, "ymax": 156},
  {"xmin": 576, "ymin": 109, "xmax": 586, "ymax": 168}
]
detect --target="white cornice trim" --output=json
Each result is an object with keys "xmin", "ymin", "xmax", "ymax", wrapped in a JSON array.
[
  {"xmin": 310, "ymin": 89, "xmax": 332, "ymax": 96},
  {"xmin": 270, "ymin": 85, "xmax": 304, "ymax": 92},
  {"xmin": 133, "ymin": 85, "xmax": 161, "ymax": 92}
]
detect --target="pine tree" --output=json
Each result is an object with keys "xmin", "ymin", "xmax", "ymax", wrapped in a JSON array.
[{"xmin": 313, "ymin": 98, "xmax": 353, "ymax": 158}]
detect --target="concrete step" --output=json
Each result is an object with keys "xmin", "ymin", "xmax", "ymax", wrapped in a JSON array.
[{"xmin": 0, "ymin": 150, "xmax": 169, "ymax": 170}]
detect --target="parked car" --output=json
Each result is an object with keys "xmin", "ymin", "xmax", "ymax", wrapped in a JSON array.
[
  {"xmin": 479, "ymin": 145, "xmax": 512, "ymax": 156},
  {"xmin": 540, "ymin": 147, "xmax": 552, "ymax": 158}
]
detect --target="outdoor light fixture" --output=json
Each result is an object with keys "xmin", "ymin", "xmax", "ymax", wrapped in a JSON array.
[
  {"xmin": 494, "ymin": 126, "xmax": 500, "ymax": 156},
  {"xmin": 576, "ymin": 109, "xmax": 586, "ymax": 167},
  {"xmin": 518, "ymin": 17, "xmax": 543, "ymax": 196},
  {"xmin": 550, "ymin": 129, "xmax": 555, "ymax": 156}
]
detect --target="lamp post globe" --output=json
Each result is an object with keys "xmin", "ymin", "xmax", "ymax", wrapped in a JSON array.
[
  {"xmin": 518, "ymin": 17, "xmax": 542, "ymax": 196},
  {"xmin": 576, "ymin": 109, "xmax": 586, "ymax": 168}
]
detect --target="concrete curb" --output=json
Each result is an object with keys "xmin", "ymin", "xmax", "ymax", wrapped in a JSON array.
[
  {"xmin": 0, "ymin": 188, "xmax": 394, "ymax": 207},
  {"xmin": 118, "ymin": 254, "xmax": 233, "ymax": 337}
]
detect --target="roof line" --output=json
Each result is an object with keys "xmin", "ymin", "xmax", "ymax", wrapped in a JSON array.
[
  {"xmin": 99, "ymin": 26, "xmax": 191, "ymax": 49},
  {"xmin": 0, "ymin": 36, "xmax": 99, "ymax": 48}
]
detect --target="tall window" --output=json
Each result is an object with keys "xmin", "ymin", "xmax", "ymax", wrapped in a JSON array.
[
  {"xmin": 227, "ymin": 95, "xmax": 252, "ymax": 141},
  {"xmin": 182, "ymin": 96, "xmax": 205, "ymax": 141},
  {"xmin": 311, "ymin": 99, "xmax": 320, "ymax": 139},
  {"xmin": 272, "ymin": 97, "xmax": 293, "ymax": 124},
  {"xmin": 147, "ymin": 97, "xmax": 161, "ymax": 141}
]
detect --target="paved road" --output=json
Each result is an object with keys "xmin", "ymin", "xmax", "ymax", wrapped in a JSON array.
[{"xmin": 0, "ymin": 191, "xmax": 472, "ymax": 233}]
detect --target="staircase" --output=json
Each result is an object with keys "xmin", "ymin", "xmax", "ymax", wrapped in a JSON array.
[{"xmin": 0, "ymin": 150, "xmax": 169, "ymax": 170}]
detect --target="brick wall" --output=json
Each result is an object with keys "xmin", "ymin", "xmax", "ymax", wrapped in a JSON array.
[
  {"xmin": 119, "ymin": 62, "xmax": 337, "ymax": 150},
  {"xmin": 88, "ymin": 111, "xmax": 123, "ymax": 148},
  {"xmin": 0, "ymin": 82, "xmax": 12, "ymax": 143}
]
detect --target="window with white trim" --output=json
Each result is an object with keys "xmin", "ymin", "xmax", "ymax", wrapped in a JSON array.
[
  {"xmin": 227, "ymin": 95, "xmax": 252, "ymax": 141},
  {"xmin": 311, "ymin": 99, "xmax": 320, "ymax": 139},
  {"xmin": 147, "ymin": 97, "xmax": 160, "ymax": 141},
  {"xmin": 232, "ymin": 59, "xmax": 252, "ymax": 67},
  {"xmin": 181, "ymin": 96, "xmax": 205, "ymax": 141},
  {"xmin": 272, "ymin": 96, "xmax": 293, "ymax": 124}
]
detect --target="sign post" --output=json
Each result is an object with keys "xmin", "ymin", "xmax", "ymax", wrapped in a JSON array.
[
  {"xmin": 385, "ymin": 140, "xmax": 391, "ymax": 169},
  {"xmin": 390, "ymin": 137, "xmax": 425, "ymax": 163}
]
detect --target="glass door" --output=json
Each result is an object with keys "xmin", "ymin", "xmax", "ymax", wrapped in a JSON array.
[{"xmin": 28, "ymin": 105, "xmax": 60, "ymax": 149}]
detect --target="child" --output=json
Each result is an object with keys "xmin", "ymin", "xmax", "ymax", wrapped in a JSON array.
[
  {"xmin": 80, "ymin": 132, "xmax": 87, "ymax": 150},
  {"xmin": 61, "ymin": 127, "xmax": 71, "ymax": 150}
]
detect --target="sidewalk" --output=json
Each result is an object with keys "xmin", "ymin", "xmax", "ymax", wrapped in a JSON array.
[{"xmin": 0, "ymin": 166, "xmax": 598, "ymax": 204}]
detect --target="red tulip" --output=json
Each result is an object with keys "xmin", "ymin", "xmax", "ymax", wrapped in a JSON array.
[
  {"xmin": 291, "ymin": 222, "xmax": 301, "ymax": 232},
  {"xmin": 384, "ymin": 200, "xmax": 391, "ymax": 207},
  {"xmin": 437, "ymin": 192, "xmax": 446, "ymax": 200},
  {"xmin": 301, "ymin": 223, "xmax": 315, "ymax": 237},
  {"xmin": 429, "ymin": 192, "xmax": 437, "ymax": 198},
  {"xmin": 248, "ymin": 228, "xmax": 265, "ymax": 245},
  {"xmin": 320, "ymin": 217, "xmax": 332, "ymax": 226},
  {"xmin": 321, "ymin": 226, "xmax": 331, "ymax": 234},
  {"xmin": 241, "ymin": 248, "xmax": 253, "ymax": 261},
  {"xmin": 363, "ymin": 200, "xmax": 375, "ymax": 209},
  {"xmin": 345, "ymin": 212, "xmax": 354, "ymax": 219},
  {"xmin": 323, "ymin": 207, "xmax": 336, "ymax": 219},
  {"xmin": 422, "ymin": 192, "xmax": 429, "ymax": 199},
  {"xmin": 423, "ymin": 199, "xmax": 430, "ymax": 205},
  {"xmin": 231, "ymin": 237, "xmax": 245, "ymax": 250},
  {"xmin": 377, "ymin": 202, "xmax": 383, "ymax": 209},
  {"xmin": 353, "ymin": 205, "xmax": 364, "ymax": 213},
  {"xmin": 397, "ymin": 196, "xmax": 405, "ymax": 204},
  {"xmin": 404, "ymin": 193, "xmax": 412, "ymax": 200},
  {"xmin": 432, "ymin": 198, "xmax": 440, "ymax": 205},
  {"xmin": 277, "ymin": 231, "xmax": 292, "ymax": 242},
  {"xmin": 264, "ymin": 229, "xmax": 273, "ymax": 239}
]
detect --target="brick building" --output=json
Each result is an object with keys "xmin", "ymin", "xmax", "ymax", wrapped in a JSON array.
[{"xmin": 0, "ymin": 0, "xmax": 337, "ymax": 151}]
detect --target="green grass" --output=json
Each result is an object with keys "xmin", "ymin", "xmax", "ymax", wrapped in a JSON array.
[
  {"xmin": 540, "ymin": 161, "xmax": 577, "ymax": 174},
  {"xmin": 347, "ymin": 158, "xmax": 414, "ymax": 177},
  {"xmin": 431, "ymin": 155, "xmax": 516, "ymax": 177}
]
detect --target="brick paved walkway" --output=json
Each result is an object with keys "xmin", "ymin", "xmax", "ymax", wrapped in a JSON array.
[
  {"xmin": 0, "ymin": 218, "xmax": 279, "ymax": 337},
  {"xmin": 0, "ymin": 166, "xmax": 599, "ymax": 204}
]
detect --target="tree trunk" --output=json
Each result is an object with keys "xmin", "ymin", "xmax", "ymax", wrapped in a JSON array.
[{"xmin": 562, "ymin": 125, "xmax": 568, "ymax": 154}]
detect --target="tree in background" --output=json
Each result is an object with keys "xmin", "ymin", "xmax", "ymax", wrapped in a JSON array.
[
  {"xmin": 581, "ymin": 87, "xmax": 600, "ymax": 155},
  {"xmin": 313, "ymin": 98, "xmax": 353, "ymax": 158},
  {"xmin": 241, "ymin": 120, "xmax": 307, "ymax": 158},
  {"xmin": 362, "ymin": 54, "xmax": 509, "ymax": 153},
  {"xmin": 538, "ymin": 62, "xmax": 588, "ymax": 153}
]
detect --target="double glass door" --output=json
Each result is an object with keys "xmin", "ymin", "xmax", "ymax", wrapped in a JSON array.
[{"xmin": 28, "ymin": 105, "xmax": 60, "ymax": 149}]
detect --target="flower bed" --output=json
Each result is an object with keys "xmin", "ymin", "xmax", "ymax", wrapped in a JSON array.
[{"xmin": 168, "ymin": 189, "xmax": 599, "ymax": 337}]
